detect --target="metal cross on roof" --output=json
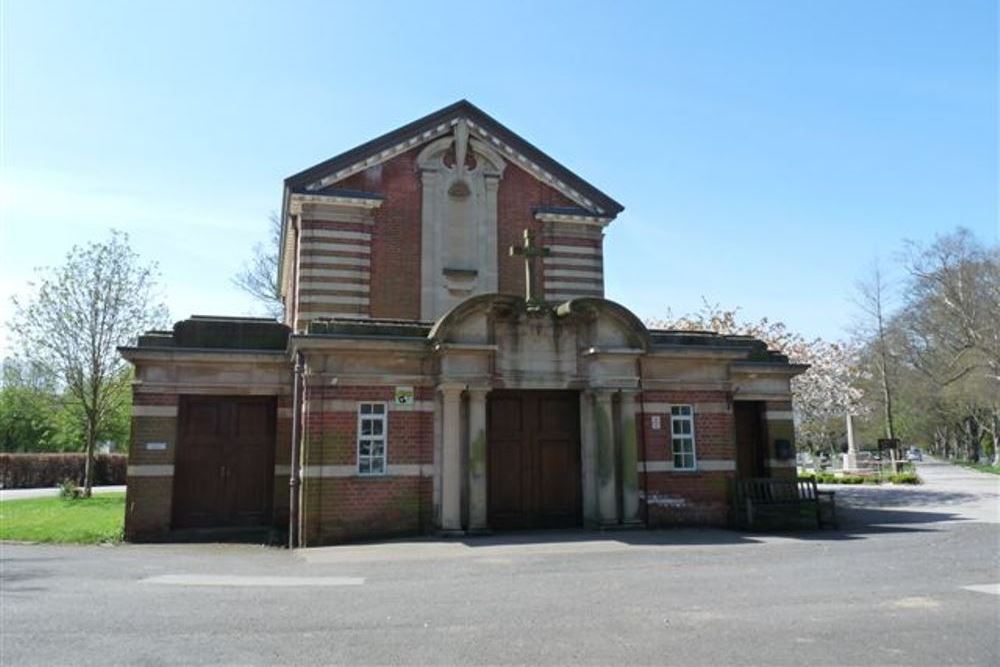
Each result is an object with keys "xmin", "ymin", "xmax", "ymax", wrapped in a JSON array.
[{"xmin": 509, "ymin": 229, "xmax": 550, "ymax": 310}]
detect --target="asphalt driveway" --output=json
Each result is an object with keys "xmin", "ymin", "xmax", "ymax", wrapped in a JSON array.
[{"xmin": 1, "ymin": 461, "xmax": 997, "ymax": 665}]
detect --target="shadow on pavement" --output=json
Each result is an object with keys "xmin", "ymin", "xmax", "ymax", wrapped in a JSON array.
[{"xmin": 447, "ymin": 499, "xmax": 967, "ymax": 549}]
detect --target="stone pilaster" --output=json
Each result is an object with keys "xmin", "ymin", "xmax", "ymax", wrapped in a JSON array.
[
  {"xmin": 439, "ymin": 384, "xmax": 465, "ymax": 534},
  {"xmin": 619, "ymin": 391, "xmax": 641, "ymax": 524},
  {"xmin": 467, "ymin": 387, "xmax": 489, "ymax": 532},
  {"xmin": 594, "ymin": 390, "xmax": 617, "ymax": 526}
]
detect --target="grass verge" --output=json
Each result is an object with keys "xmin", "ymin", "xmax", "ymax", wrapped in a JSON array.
[
  {"xmin": 0, "ymin": 492, "xmax": 124, "ymax": 544},
  {"xmin": 957, "ymin": 461, "xmax": 1000, "ymax": 475}
]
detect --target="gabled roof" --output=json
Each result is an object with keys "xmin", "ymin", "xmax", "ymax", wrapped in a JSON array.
[
  {"xmin": 284, "ymin": 99, "xmax": 624, "ymax": 216},
  {"xmin": 278, "ymin": 100, "xmax": 624, "ymax": 297}
]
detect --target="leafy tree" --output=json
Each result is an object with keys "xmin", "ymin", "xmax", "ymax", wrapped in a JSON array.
[
  {"xmin": 0, "ymin": 359, "xmax": 58, "ymax": 452},
  {"xmin": 232, "ymin": 212, "xmax": 283, "ymax": 319},
  {"xmin": 9, "ymin": 232, "xmax": 168, "ymax": 494}
]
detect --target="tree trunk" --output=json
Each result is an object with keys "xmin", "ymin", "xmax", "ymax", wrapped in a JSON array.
[
  {"xmin": 966, "ymin": 417, "xmax": 981, "ymax": 463},
  {"xmin": 992, "ymin": 413, "xmax": 1000, "ymax": 467},
  {"xmin": 83, "ymin": 416, "xmax": 95, "ymax": 498}
]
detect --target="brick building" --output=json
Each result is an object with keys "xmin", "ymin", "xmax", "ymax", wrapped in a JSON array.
[{"xmin": 120, "ymin": 100, "xmax": 806, "ymax": 545}]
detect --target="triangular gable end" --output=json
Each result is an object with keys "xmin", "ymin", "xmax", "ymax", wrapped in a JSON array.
[{"xmin": 283, "ymin": 100, "xmax": 624, "ymax": 217}]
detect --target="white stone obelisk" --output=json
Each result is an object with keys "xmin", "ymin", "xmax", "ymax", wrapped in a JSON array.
[{"xmin": 843, "ymin": 413, "xmax": 859, "ymax": 472}]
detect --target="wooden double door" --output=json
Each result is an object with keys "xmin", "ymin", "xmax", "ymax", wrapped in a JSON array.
[
  {"xmin": 487, "ymin": 390, "xmax": 582, "ymax": 530},
  {"xmin": 173, "ymin": 396, "xmax": 276, "ymax": 530}
]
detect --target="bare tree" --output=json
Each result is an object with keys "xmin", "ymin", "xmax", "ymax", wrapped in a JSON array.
[
  {"xmin": 901, "ymin": 229, "xmax": 1000, "ymax": 464},
  {"xmin": 9, "ymin": 231, "xmax": 168, "ymax": 495},
  {"xmin": 854, "ymin": 262, "xmax": 898, "ymax": 444},
  {"xmin": 232, "ymin": 212, "xmax": 283, "ymax": 319}
]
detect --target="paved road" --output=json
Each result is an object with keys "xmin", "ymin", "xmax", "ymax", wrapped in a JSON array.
[
  {"xmin": 1, "ymin": 461, "xmax": 998, "ymax": 665},
  {"xmin": 0, "ymin": 485, "xmax": 126, "ymax": 502}
]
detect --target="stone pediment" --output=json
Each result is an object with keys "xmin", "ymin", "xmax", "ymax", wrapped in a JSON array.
[{"xmin": 283, "ymin": 100, "xmax": 624, "ymax": 218}]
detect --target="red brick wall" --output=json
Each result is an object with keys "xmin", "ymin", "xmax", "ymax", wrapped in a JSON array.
[
  {"xmin": 640, "ymin": 472, "xmax": 732, "ymax": 526},
  {"xmin": 497, "ymin": 165, "xmax": 578, "ymax": 297},
  {"xmin": 132, "ymin": 393, "xmax": 178, "ymax": 406},
  {"xmin": 334, "ymin": 148, "xmax": 581, "ymax": 317},
  {"xmin": 297, "ymin": 216, "xmax": 372, "ymax": 321},
  {"xmin": 638, "ymin": 391, "xmax": 734, "ymax": 462},
  {"xmin": 125, "ymin": 477, "xmax": 174, "ymax": 541},
  {"xmin": 302, "ymin": 477, "xmax": 433, "ymax": 545},
  {"xmin": 302, "ymin": 385, "xmax": 434, "ymax": 465},
  {"xmin": 337, "ymin": 154, "xmax": 422, "ymax": 320},
  {"xmin": 273, "ymin": 393, "xmax": 293, "ymax": 524},
  {"xmin": 636, "ymin": 390, "xmax": 735, "ymax": 526},
  {"xmin": 300, "ymin": 383, "xmax": 435, "ymax": 544},
  {"xmin": 125, "ymin": 391, "xmax": 178, "ymax": 541}
]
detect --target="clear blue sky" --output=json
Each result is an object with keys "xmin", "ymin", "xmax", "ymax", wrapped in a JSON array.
[{"xmin": 1, "ymin": 0, "xmax": 996, "ymax": 356}]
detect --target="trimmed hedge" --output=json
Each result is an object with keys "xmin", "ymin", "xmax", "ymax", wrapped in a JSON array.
[{"xmin": 0, "ymin": 453, "xmax": 127, "ymax": 489}]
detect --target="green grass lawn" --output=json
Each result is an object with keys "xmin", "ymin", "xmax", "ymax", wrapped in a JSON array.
[
  {"xmin": 958, "ymin": 461, "xmax": 1000, "ymax": 475},
  {"xmin": 0, "ymin": 492, "xmax": 125, "ymax": 544}
]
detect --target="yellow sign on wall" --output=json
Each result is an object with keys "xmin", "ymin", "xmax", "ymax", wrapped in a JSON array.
[{"xmin": 394, "ymin": 386, "xmax": 415, "ymax": 410}]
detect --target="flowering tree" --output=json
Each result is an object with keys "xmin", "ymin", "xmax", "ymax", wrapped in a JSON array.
[{"xmin": 649, "ymin": 300, "xmax": 863, "ymax": 452}]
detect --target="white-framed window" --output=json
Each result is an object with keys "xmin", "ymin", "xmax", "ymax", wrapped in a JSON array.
[
  {"xmin": 670, "ymin": 405, "xmax": 696, "ymax": 470},
  {"xmin": 357, "ymin": 402, "xmax": 387, "ymax": 475}
]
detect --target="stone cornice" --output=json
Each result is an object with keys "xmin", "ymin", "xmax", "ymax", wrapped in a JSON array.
[
  {"xmin": 581, "ymin": 347, "xmax": 644, "ymax": 357},
  {"xmin": 288, "ymin": 335, "xmax": 427, "ymax": 356},
  {"xmin": 646, "ymin": 346, "xmax": 750, "ymax": 360},
  {"xmin": 535, "ymin": 210, "xmax": 613, "ymax": 227},
  {"xmin": 433, "ymin": 343, "xmax": 498, "ymax": 354},
  {"xmin": 119, "ymin": 347, "xmax": 288, "ymax": 365},
  {"xmin": 730, "ymin": 361, "xmax": 810, "ymax": 377},
  {"xmin": 289, "ymin": 192, "xmax": 384, "ymax": 212}
]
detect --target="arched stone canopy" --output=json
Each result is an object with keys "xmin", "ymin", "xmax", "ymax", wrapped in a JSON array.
[
  {"xmin": 428, "ymin": 293, "xmax": 651, "ymax": 532},
  {"xmin": 554, "ymin": 297, "xmax": 652, "ymax": 352},
  {"xmin": 429, "ymin": 293, "xmax": 649, "ymax": 390}
]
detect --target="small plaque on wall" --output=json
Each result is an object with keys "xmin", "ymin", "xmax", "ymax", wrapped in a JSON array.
[
  {"xmin": 651, "ymin": 415, "xmax": 662, "ymax": 430},
  {"xmin": 394, "ymin": 386, "xmax": 415, "ymax": 410},
  {"xmin": 145, "ymin": 442, "xmax": 167, "ymax": 451}
]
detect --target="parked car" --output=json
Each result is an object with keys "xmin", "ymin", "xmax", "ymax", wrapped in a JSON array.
[{"xmin": 906, "ymin": 447, "xmax": 923, "ymax": 462}]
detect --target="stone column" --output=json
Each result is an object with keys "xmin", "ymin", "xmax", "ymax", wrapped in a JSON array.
[
  {"xmin": 594, "ymin": 390, "xmax": 618, "ymax": 526},
  {"xmin": 619, "ymin": 391, "xmax": 641, "ymax": 524},
  {"xmin": 467, "ymin": 387, "xmax": 489, "ymax": 533},
  {"xmin": 439, "ymin": 384, "xmax": 465, "ymax": 534}
]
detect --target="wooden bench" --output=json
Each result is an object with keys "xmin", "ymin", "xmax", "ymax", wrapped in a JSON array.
[{"xmin": 734, "ymin": 477, "xmax": 837, "ymax": 530}]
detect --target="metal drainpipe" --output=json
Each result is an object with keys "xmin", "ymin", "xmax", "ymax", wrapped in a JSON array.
[
  {"xmin": 636, "ymin": 356, "xmax": 650, "ymax": 526},
  {"xmin": 288, "ymin": 351, "xmax": 303, "ymax": 549}
]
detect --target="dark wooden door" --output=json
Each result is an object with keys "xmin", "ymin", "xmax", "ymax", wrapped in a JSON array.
[
  {"xmin": 173, "ymin": 396, "xmax": 275, "ymax": 529},
  {"xmin": 735, "ymin": 401, "xmax": 767, "ymax": 479},
  {"xmin": 488, "ymin": 390, "xmax": 581, "ymax": 529}
]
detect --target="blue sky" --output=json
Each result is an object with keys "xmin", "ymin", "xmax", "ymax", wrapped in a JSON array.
[{"xmin": 1, "ymin": 0, "xmax": 996, "ymax": 356}]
